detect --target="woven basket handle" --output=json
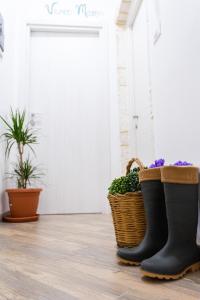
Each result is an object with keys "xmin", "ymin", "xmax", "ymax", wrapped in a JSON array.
[{"xmin": 126, "ymin": 158, "xmax": 144, "ymax": 175}]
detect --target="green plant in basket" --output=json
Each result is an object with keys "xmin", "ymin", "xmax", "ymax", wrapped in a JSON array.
[{"xmin": 108, "ymin": 167, "xmax": 141, "ymax": 195}]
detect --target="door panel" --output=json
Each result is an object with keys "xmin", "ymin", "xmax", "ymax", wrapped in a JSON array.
[{"xmin": 29, "ymin": 28, "xmax": 110, "ymax": 214}]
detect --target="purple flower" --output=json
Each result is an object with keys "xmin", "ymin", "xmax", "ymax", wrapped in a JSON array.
[
  {"xmin": 173, "ymin": 161, "xmax": 192, "ymax": 166},
  {"xmin": 149, "ymin": 163, "xmax": 156, "ymax": 168},
  {"xmin": 149, "ymin": 159, "xmax": 165, "ymax": 168}
]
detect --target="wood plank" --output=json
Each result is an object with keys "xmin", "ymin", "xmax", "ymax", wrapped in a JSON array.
[{"xmin": 0, "ymin": 215, "xmax": 199, "ymax": 299}]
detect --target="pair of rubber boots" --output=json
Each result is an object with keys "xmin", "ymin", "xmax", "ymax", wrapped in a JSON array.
[{"xmin": 117, "ymin": 166, "xmax": 200, "ymax": 279}]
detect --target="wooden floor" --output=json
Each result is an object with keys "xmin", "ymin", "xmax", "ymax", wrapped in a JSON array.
[{"xmin": 0, "ymin": 215, "xmax": 200, "ymax": 300}]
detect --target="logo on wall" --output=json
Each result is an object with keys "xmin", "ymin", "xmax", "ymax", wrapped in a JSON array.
[{"xmin": 45, "ymin": 1, "xmax": 103, "ymax": 18}]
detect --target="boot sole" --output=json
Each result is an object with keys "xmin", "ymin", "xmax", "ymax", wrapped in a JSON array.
[
  {"xmin": 118, "ymin": 257, "xmax": 140, "ymax": 266},
  {"xmin": 141, "ymin": 261, "xmax": 200, "ymax": 280}
]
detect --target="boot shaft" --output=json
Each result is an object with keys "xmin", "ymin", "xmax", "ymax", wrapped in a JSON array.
[
  {"xmin": 161, "ymin": 166, "xmax": 199, "ymax": 246},
  {"xmin": 139, "ymin": 168, "xmax": 168, "ymax": 241}
]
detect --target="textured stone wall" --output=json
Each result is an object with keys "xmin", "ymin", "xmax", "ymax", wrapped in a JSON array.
[{"xmin": 116, "ymin": 27, "xmax": 133, "ymax": 173}]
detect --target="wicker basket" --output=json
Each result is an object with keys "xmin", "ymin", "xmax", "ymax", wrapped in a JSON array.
[{"xmin": 108, "ymin": 158, "xmax": 146, "ymax": 248}]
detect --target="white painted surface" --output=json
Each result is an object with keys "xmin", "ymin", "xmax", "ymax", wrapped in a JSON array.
[
  {"xmin": 127, "ymin": 0, "xmax": 200, "ymax": 166},
  {"xmin": 133, "ymin": 0, "xmax": 200, "ymax": 242},
  {"xmin": 127, "ymin": 0, "xmax": 143, "ymax": 27},
  {"xmin": 146, "ymin": 0, "xmax": 200, "ymax": 165},
  {"xmin": 29, "ymin": 27, "xmax": 110, "ymax": 214},
  {"xmin": 0, "ymin": 1, "xmax": 19, "ymax": 215},
  {"xmin": 0, "ymin": 0, "xmax": 121, "ymax": 215},
  {"xmin": 130, "ymin": 0, "xmax": 155, "ymax": 165}
]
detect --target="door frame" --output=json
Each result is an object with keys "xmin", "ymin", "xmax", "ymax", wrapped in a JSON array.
[
  {"xmin": 118, "ymin": 0, "xmax": 144, "ymax": 156},
  {"xmin": 127, "ymin": 0, "xmax": 143, "ymax": 28},
  {"xmin": 126, "ymin": 0, "xmax": 155, "ymax": 159},
  {"xmin": 20, "ymin": 21, "xmax": 112, "ymax": 213}
]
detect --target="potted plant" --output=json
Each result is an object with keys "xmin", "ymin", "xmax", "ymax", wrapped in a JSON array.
[
  {"xmin": 0, "ymin": 109, "xmax": 42, "ymax": 222},
  {"xmin": 108, "ymin": 158, "xmax": 146, "ymax": 248}
]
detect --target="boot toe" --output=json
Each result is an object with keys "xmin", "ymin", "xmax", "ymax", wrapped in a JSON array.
[
  {"xmin": 141, "ymin": 253, "xmax": 178, "ymax": 275},
  {"xmin": 117, "ymin": 247, "xmax": 136, "ymax": 261},
  {"xmin": 141, "ymin": 253, "xmax": 198, "ymax": 276},
  {"xmin": 141, "ymin": 256, "xmax": 162, "ymax": 274},
  {"xmin": 141, "ymin": 255, "xmax": 180, "ymax": 275}
]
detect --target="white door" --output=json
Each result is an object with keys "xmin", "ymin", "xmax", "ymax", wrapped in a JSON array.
[
  {"xmin": 28, "ymin": 27, "xmax": 110, "ymax": 214},
  {"xmin": 131, "ymin": 0, "xmax": 155, "ymax": 165}
]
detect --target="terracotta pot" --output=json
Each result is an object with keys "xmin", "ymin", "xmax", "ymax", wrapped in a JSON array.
[{"xmin": 6, "ymin": 188, "xmax": 42, "ymax": 218}]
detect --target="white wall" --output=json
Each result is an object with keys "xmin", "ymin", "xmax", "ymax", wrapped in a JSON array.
[
  {"xmin": 0, "ymin": 1, "xmax": 20, "ymax": 214},
  {"xmin": 129, "ymin": 0, "xmax": 200, "ymax": 166},
  {"xmin": 0, "ymin": 0, "xmax": 121, "ymax": 214},
  {"xmin": 146, "ymin": 0, "xmax": 200, "ymax": 165},
  {"xmin": 129, "ymin": 0, "xmax": 200, "ymax": 240}
]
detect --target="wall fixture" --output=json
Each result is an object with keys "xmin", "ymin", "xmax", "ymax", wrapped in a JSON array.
[{"xmin": 0, "ymin": 13, "xmax": 4, "ymax": 54}]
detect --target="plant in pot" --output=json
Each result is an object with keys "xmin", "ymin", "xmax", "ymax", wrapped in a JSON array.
[
  {"xmin": 0, "ymin": 109, "xmax": 43, "ymax": 222},
  {"xmin": 108, "ymin": 158, "xmax": 146, "ymax": 248}
]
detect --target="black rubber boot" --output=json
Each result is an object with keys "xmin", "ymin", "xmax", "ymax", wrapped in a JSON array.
[
  {"xmin": 141, "ymin": 166, "xmax": 200, "ymax": 279},
  {"xmin": 117, "ymin": 168, "xmax": 168, "ymax": 265}
]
